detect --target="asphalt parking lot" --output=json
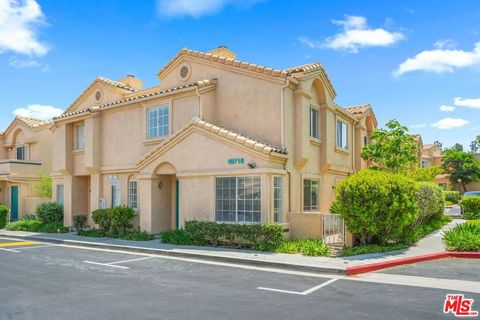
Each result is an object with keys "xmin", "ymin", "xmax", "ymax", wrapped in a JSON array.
[{"xmin": 0, "ymin": 238, "xmax": 479, "ymax": 320}]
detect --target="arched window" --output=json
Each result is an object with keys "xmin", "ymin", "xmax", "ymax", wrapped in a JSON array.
[{"xmin": 128, "ymin": 176, "xmax": 138, "ymax": 210}]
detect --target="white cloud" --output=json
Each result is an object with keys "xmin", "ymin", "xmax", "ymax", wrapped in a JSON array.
[
  {"xmin": 298, "ymin": 37, "xmax": 321, "ymax": 49},
  {"xmin": 434, "ymin": 39, "xmax": 457, "ymax": 50},
  {"xmin": 454, "ymin": 97, "xmax": 480, "ymax": 109},
  {"xmin": 410, "ymin": 123, "xmax": 426, "ymax": 129},
  {"xmin": 395, "ymin": 41, "xmax": 480, "ymax": 75},
  {"xmin": 8, "ymin": 56, "xmax": 48, "ymax": 70},
  {"xmin": 13, "ymin": 104, "xmax": 62, "ymax": 120},
  {"xmin": 320, "ymin": 15, "xmax": 405, "ymax": 53},
  {"xmin": 156, "ymin": 0, "xmax": 262, "ymax": 18},
  {"xmin": 0, "ymin": 0, "xmax": 49, "ymax": 56},
  {"xmin": 431, "ymin": 117, "xmax": 469, "ymax": 130},
  {"xmin": 439, "ymin": 105, "xmax": 456, "ymax": 112}
]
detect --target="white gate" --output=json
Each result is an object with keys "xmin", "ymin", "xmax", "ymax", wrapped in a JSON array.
[{"xmin": 322, "ymin": 214, "xmax": 345, "ymax": 245}]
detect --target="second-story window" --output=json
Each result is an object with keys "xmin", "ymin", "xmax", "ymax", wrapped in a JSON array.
[
  {"xmin": 75, "ymin": 124, "xmax": 85, "ymax": 150},
  {"xmin": 310, "ymin": 107, "xmax": 320, "ymax": 139},
  {"xmin": 16, "ymin": 145, "xmax": 28, "ymax": 160},
  {"xmin": 336, "ymin": 120, "xmax": 348, "ymax": 150},
  {"xmin": 147, "ymin": 105, "xmax": 169, "ymax": 139}
]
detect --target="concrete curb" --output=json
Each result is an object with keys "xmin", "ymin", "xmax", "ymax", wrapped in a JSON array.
[
  {"xmin": 346, "ymin": 252, "xmax": 480, "ymax": 276},
  {"xmin": 0, "ymin": 234, "xmax": 347, "ymax": 276}
]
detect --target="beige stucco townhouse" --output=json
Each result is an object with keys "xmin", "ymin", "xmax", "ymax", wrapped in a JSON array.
[
  {"xmin": 0, "ymin": 116, "xmax": 53, "ymax": 220},
  {"xmin": 51, "ymin": 46, "xmax": 377, "ymax": 245}
]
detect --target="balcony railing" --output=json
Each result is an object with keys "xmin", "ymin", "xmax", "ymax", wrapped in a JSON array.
[{"xmin": 0, "ymin": 160, "xmax": 43, "ymax": 176}]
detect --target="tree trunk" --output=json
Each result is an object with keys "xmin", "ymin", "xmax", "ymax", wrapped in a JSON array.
[{"xmin": 462, "ymin": 183, "xmax": 467, "ymax": 193}]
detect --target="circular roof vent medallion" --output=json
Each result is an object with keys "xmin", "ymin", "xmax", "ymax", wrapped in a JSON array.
[
  {"xmin": 95, "ymin": 89, "xmax": 103, "ymax": 102},
  {"xmin": 178, "ymin": 63, "xmax": 191, "ymax": 81}
]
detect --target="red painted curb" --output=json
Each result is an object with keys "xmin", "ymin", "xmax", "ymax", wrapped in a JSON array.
[
  {"xmin": 347, "ymin": 252, "xmax": 450, "ymax": 276},
  {"xmin": 448, "ymin": 252, "xmax": 480, "ymax": 259}
]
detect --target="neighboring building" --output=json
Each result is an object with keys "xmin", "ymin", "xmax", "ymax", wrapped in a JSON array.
[
  {"xmin": 421, "ymin": 143, "xmax": 442, "ymax": 168},
  {"xmin": 0, "ymin": 116, "xmax": 53, "ymax": 220},
  {"xmin": 51, "ymin": 46, "xmax": 377, "ymax": 245}
]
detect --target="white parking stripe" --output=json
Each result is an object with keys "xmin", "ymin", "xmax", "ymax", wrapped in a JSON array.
[
  {"xmin": 83, "ymin": 261, "xmax": 130, "ymax": 269},
  {"xmin": 108, "ymin": 256, "xmax": 154, "ymax": 265},
  {"xmin": 0, "ymin": 247, "xmax": 20, "ymax": 253},
  {"xmin": 258, "ymin": 278, "xmax": 339, "ymax": 295}
]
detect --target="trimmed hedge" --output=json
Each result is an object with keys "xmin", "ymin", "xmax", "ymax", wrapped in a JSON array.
[
  {"xmin": 73, "ymin": 214, "xmax": 87, "ymax": 232},
  {"xmin": 445, "ymin": 191, "xmax": 461, "ymax": 204},
  {"xmin": 91, "ymin": 206, "xmax": 136, "ymax": 233},
  {"xmin": 0, "ymin": 204, "xmax": 8, "ymax": 229},
  {"xmin": 461, "ymin": 196, "xmax": 480, "ymax": 219},
  {"xmin": 334, "ymin": 169, "xmax": 419, "ymax": 245},
  {"xmin": 161, "ymin": 221, "xmax": 286, "ymax": 251},
  {"xmin": 275, "ymin": 239, "xmax": 330, "ymax": 256},
  {"xmin": 415, "ymin": 182, "xmax": 445, "ymax": 226},
  {"xmin": 6, "ymin": 219, "xmax": 68, "ymax": 233},
  {"xmin": 36, "ymin": 202, "xmax": 63, "ymax": 224}
]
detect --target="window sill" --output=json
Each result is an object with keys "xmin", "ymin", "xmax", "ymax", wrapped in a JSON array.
[
  {"xmin": 72, "ymin": 149, "xmax": 85, "ymax": 154},
  {"xmin": 143, "ymin": 137, "xmax": 167, "ymax": 146},
  {"xmin": 310, "ymin": 137, "xmax": 322, "ymax": 146},
  {"xmin": 335, "ymin": 147, "xmax": 350, "ymax": 155}
]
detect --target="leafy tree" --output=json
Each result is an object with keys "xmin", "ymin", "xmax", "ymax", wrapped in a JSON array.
[
  {"xmin": 361, "ymin": 119, "xmax": 419, "ymax": 173},
  {"xmin": 34, "ymin": 174, "xmax": 52, "ymax": 199},
  {"xmin": 470, "ymin": 135, "xmax": 480, "ymax": 153},
  {"xmin": 451, "ymin": 143, "xmax": 464, "ymax": 152},
  {"xmin": 442, "ymin": 148, "xmax": 480, "ymax": 192},
  {"xmin": 408, "ymin": 166, "xmax": 444, "ymax": 182},
  {"xmin": 433, "ymin": 140, "xmax": 443, "ymax": 150}
]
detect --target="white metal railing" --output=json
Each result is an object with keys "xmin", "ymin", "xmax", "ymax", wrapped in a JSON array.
[{"xmin": 322, "ymin": 214, "xmax": 345, "ymax": 245}]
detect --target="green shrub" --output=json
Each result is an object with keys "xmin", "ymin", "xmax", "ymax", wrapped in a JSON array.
[
  {"xmin": 444, "ymin": 223, "xmax": 480, "ymax": 251},
  {"xmin": 110, "ymin": 205, "xmax": 136, "ymax": 233},
  {"xmin": 73, "ymin": 214, "xmax": 87, "ymax": 232},
  {"xmin": 7, "ymin": 219, "xmax": 43, "ymax": 232},
  {"xmin": 163, "ymin": 221, "xmax": 286, "ymax": 251},
  {"xmin": 6, "ymin": 219, "xmax": 68, "ymax": 233},
  {"xmin": 415, "ymin": 182, "xmax": 445, "ymax": 226},
  {"xmin": 91, "ymin": 209, "xmax": 111, "ymax": 231},
  {"xmin": 77, "ymin": 229, "xmax": 153, "ymax": 241},
  {"xmin": 36, "ymin": 202, "xmax": 63, "ymax": 224},
  {"xmin": 342, "ymin": 243, "xmax": 409, "ymax": 256},
  {"xmin": 0, "ymin": 204, "xmax": 8, "ymax": 229},
  {"xmin": 275, "ymin": 239, "xmax": 330, "ymax": 256},
  {"xmin": 461, "ymin": 196, "xmax": 480, "ymax": 217},
  {"xmin": 161, "ymin": 229, "xmax": 193, "ymax": 245},
  {"xmin": 334, "ymin": 169, "xmax": 419, "ymax": 244},
  {"xmin": 464, "ymin": 212, "xmax": 480, "ymax": 220},
  {"xmin": 445, "ymin": 191, "xmax": 461, "ymax": 204}
]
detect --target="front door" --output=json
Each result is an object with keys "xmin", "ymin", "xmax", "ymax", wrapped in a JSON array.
[{"xmin": 10, "ymin": 186, "xmax": 19, "ymax": 221}]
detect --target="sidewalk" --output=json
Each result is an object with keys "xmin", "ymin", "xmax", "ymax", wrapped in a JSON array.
[{"xmin": 0, "ymin": 219, "xmax": 466, "ymax": 276}]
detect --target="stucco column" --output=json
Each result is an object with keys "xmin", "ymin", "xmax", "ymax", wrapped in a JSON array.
[
  {"xmin": 89, "ymin": 173, "xmax": 101, "ymax": 225},
  {"xmin": 63, "ymin": 175, "xmax": 73, "ymax": 227},
  {"xmin": 139, "ymin": 176, "xmax": 153, "ymax": 233},
  {"xmin": 293, "ymin": 89, "xmax": 311, "ymax": 168}
]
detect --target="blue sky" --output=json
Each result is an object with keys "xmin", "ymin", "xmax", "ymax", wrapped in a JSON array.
[{"xmin": 1, "ymin": 0, "xmax": 479, "ymax": 148}]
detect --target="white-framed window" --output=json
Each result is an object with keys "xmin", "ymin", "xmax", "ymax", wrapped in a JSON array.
[
  {"xmin": 310, "ymin": 107, "xmax": 320, "ymax": 139},
  {"xmin": 128, "ymin": 179, "xmax": 138, "ymax": 210},
  {"xmin": 16, "ymin": 145, "xmax": 28, "ymax": 160},
  {"xmin": 111, "ymin": 182, "xmax": 121, "ymax": 208},
  {"xmin": 56, "ymin": 185, "xmax": 64, "ymax": 206},
  {"xmin": 215, "ymin": 176, "xmax": 261, "ymax": 223},
  {"xmin": 75, "ymin": 124, "xmax": 85, "ymax": 150},
  {"xmin": 273, "ymin": 176, "xmax": 283, "ymax": 223},
  {"xmin": 303, "ymin": 179, "xmax": 319, "ymax": 211},
  {"xmin": 147, "ymin": 105, "xmax": 169, "ymax": 139},
  {"xmin": 336, "ymin": 120, "xmax": 348, "ymax": 149}
]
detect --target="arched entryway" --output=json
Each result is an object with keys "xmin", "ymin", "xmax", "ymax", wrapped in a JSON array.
[{"xmin": 151, "ymin": 162, "xmax": 178, "ymax": 232}]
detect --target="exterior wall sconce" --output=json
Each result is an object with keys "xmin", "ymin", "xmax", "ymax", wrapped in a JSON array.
[{"xmin": 248, "ymin": 161, "xmax": 256, "ymax": 169}]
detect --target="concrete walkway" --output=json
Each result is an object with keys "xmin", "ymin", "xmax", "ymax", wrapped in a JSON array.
[{"xmin": 0, "ymin": 219, "xmax": 464, "ymax": 275}]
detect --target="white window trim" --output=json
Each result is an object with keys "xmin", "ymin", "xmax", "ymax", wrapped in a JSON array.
[
  {"xmin": 303, "ymin": 178, "xmax": 320, "ymax": 212},
  {"xmin": 215, "ymin": 176, "xmax": 261, "ymax": 224},
  {"xmin": 336, "ymin": 119, "xmax": 349, "ymax": 150},
  {"xmin": 75, "ymin": 123, "xmax": 85, "ymax": 150},
  {"xmin": 273, "ymin": 176, "xmax": 284, "ymax": 223},
  {"xmin": 147, "ymin": 105, "xmax": 169, "ymax": 140},
  {"xmin": 16, "ymin": 145, "xmax": 28, "ymax": 161},
  {"xmin": 128, "ymin": 179, "xmax": 138, "ymax": 210},
  {"xmin": 309, "ymin": 106, "xmax": 320, "ymax": 139}
]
